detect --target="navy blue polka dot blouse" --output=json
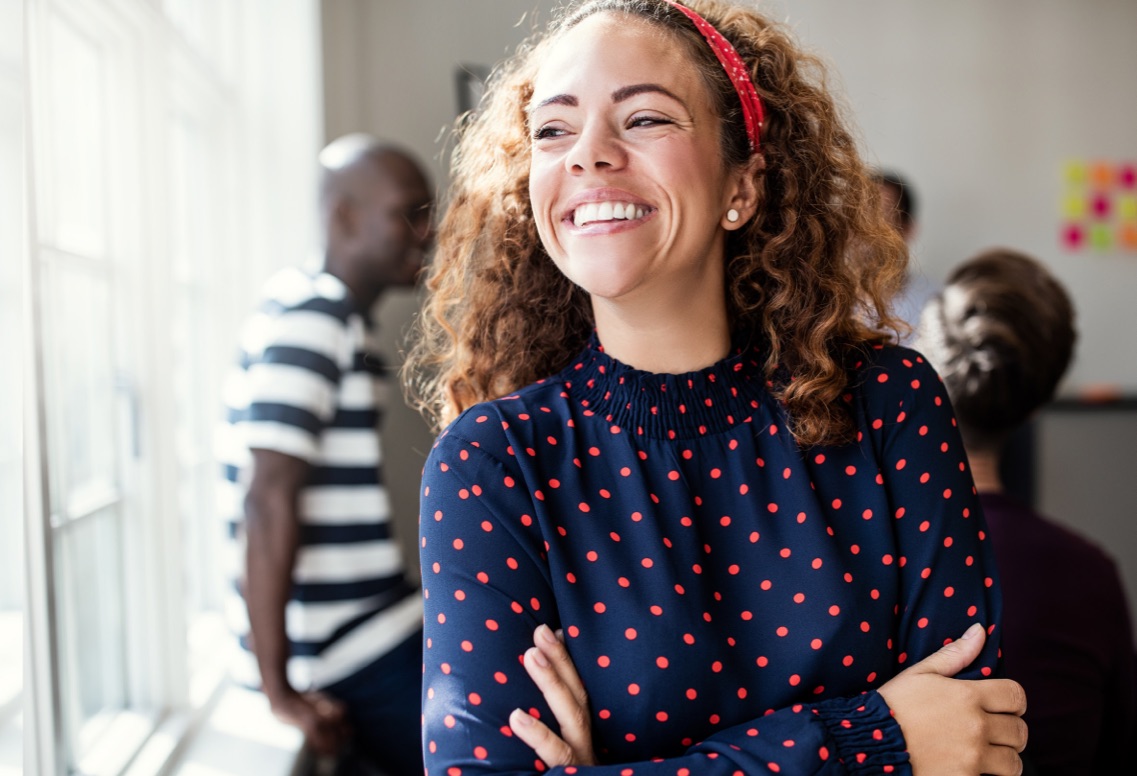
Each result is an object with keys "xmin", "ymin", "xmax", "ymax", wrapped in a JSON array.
[{"xmin": 420, "ymin": 337, "xmax": 1002, "ymax": 775}]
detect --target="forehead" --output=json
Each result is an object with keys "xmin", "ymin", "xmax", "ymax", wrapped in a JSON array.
[{"xmin": 532, "ymin": 12, "xmax": 705, "ymax": 106}]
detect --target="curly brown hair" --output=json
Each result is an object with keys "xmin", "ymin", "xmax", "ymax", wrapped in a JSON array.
[{"xmin": 404, "ymin": 0, "xmax": 907, "ymax": 447}]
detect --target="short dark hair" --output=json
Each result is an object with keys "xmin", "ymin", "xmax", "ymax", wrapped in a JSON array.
[
  {"xmin": 872, "ymin": 170, "xmax": 918, "ymax": 231},
  {"xmin": 917, "ymin": 248, "xmax": 1076, "ymax": 452}
]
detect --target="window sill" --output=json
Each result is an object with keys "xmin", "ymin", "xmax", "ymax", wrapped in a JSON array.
[{"xmin": 125, "ymin": 680, "xmax": 307, "ymax": 776}]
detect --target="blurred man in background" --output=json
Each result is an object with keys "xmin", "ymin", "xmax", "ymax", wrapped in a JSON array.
[
  {"xmin": 873, "ymin": 169, "xmax": 937, "ymax": 344},
  {"xmin": 218, "ymin": 134, "xmax": 433, "ymax": 775}
]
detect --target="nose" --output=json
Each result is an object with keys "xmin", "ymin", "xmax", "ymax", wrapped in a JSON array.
[{"xmin": 564, "ymin": 121, "xmax": 627, "ymax": 174}]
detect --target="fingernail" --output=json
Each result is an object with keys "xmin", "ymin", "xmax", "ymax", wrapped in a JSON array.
[
  {"xmin": 961, "ymin": 622, "xmax": 983, "ymax": 640},
  {"xmin": 528, "ymin": 646, "xmax": 550, "ymax": 667},
  {"xmin": 537, "ymin": 624, "xmax": 557, "ymax": 645},
  {"xmin": 511, "ymin": 708, "xmax": 534, "ymax": 727}
]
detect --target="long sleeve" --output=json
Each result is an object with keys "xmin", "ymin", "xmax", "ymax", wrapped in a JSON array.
[
  {"xmin": 421, "ymin": 430, "xmax": 909, "ymax": 775},
  {"xmin": 862, "ymin": 347, "xmax": 1002, "ymax": 677}
]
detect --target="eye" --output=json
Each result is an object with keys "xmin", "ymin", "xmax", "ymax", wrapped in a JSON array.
[
  {"xmin": 629, "ymin": 115, "xmax": 672, "ymax": 129},
  {"xmin": 532, "ymin": 125, "xmax": 568, "ymax": 140}
]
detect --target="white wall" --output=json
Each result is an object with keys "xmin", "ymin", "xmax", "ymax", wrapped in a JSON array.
[
  {"xmin": 769, "ymin": 0, "xmax": 1137, "ymax": 393},
  {"xmin": 320, "ymin": 0, "xmax": 1137, "ymax": 585}
]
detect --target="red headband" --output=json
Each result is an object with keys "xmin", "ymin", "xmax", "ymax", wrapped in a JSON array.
[{"xmin": 666, "ymin": 1, "xmax": 765, "ymax": 154}]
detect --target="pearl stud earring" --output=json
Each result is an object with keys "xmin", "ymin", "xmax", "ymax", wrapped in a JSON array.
[{"xmin": 726, "ymin": 208, "xmax": 740, "ymax": 223}]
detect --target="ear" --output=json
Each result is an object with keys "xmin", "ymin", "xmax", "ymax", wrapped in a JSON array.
[
  {"xmin": 331, "ymin": 196, "xmax": 357, "ymax": 240},
  {"xmin": 721, "ymin": 154, "xmax": 765, "ymax": 231}
]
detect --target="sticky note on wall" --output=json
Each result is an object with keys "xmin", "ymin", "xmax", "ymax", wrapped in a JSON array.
[{"xmin": 1060, "ymin": 159, "xmax": 1137, "ymax": 256}]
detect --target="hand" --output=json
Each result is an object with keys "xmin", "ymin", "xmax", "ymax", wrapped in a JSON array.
[
  {"xmin": 510, "ymin": 624, "xmax": 598, "ymax": 767},
  {"xmin": 878, "ymin": 623, "xmax": 1028, "ymax": 775},
  {"xmin": 270, "ymin": 689, "xmax": 353, "ymax": 757}
]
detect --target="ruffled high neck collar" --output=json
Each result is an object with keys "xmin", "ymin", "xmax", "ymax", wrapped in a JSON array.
[{"xmin": 556, "ymin": 334, "xmax": 771, "ymax": 440}]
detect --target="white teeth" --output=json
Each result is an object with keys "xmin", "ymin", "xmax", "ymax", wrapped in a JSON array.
[{"xmin": 571, "ymin": 201, "xmax": 647, "ymax": 227}]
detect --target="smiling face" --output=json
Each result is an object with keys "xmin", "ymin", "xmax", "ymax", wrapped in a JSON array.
[{"xmin": 528, "ymin": 12, "xmax": 746, "ymax": 308}]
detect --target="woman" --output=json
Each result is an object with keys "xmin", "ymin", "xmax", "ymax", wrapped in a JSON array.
[
  {"xmin": 407, "ymin": 1, "xmax": 1026, "ymax": 772},
  {"xmin": 917, "ymin": 249, "xmax": 1136, "ymax": 774}
]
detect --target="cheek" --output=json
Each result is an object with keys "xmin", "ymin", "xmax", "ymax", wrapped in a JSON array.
[
  {"xmin": 528, "ymin": 157, "xmax": 554, "ymax": 209},
  {"xmin": 528, "ymin": 160, "xmax": 560, "ymax": 249}
]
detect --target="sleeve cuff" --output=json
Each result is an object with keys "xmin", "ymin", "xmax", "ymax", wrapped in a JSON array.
[
  {"xmin": 242, "ymin": 421, "xmax": 320, "ymax": 463},
  {"xmin": 811, "ymin": 690, "xmax": 910, "ymax": 774}
]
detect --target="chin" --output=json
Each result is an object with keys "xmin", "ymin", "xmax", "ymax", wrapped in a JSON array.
[{"xmin": 555, "ymin": 256, "xmax": 647, "ymax": 302}]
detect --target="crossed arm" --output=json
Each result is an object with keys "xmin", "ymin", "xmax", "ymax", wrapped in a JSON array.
[{"xmin": 513, "ymin": 622, "xmax": 1027, "ymax": 774}]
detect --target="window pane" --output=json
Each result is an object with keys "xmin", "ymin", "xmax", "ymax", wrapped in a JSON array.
[
  {"xmin": 44, "ymin": 13, "xmax": 107, "ymax": 257},
  {"xmin": 0, "ymin": 0, "xmax": 24, "ymax": 769},
  {"xmin": 40, "ymin": 256, "xmax": 119, "ymax": 511},
  {"xmin": 169, "ymin": 108, "xmax": 231, "ymax": 688},
  {"xmin": 54, "ymin": 508, "xmax": 127, "ymax": 768}
]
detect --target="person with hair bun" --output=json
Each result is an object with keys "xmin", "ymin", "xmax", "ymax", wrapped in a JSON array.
[
  {"xmin": 918, "ymin": 248, "xmax": 1136, "ymax": 774},
  {"xmin": 408, "ymin": 1, "xmax": 1026, "ymax": 772}
]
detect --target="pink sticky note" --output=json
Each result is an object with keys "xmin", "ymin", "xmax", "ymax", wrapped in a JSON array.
[
  {"xmin": 1062, "ymin": 223, "xmax": 1085, "ymax": 250},
  {"xmin": 1119, "ymin": 164, "xmax": 1136, "ymax": 189},
  {"xmin": 1091, "ymin": 193, "xmax": 1111, "ymax": 219}
]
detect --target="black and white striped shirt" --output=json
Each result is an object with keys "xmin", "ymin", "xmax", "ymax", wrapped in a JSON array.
[{"xmin": 217, "ymin": 267, "xmax": 421, "ymax": 690}]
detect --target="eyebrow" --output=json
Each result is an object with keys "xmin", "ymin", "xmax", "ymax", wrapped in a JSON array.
[{"xmin": 529, "ymin": 83, "xmax": 685, "ymax": 113}]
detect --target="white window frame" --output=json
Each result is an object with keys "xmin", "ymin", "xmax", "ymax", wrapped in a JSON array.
[{"xmin": 22, "ymin": 1, "xmax": 325, "ymax": 773}]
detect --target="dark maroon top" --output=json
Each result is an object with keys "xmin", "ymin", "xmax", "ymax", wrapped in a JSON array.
[{"xmin": 980, "ymin": 492, "xmax": 1136, "ymax": 774}]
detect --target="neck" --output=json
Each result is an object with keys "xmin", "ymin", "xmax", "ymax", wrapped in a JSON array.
[
  {"xmin": 966, "ymin": 447, "xmax": 1003, "ymax": 494},
  {"xmin": 591, "ymin": 287, "xmax": 731, "ymax": 375}
]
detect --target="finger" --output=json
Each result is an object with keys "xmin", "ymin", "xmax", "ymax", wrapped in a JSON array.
[
  {"xmin": 315, "ymin": 699, "xmax": 344, "ymax": 721},
  {"xmin": 908, "ymin": 622, "xmax": 986, "ymax": 677},
  {"xmin": 510, "ymin": 707, "xmax": 575, "ymax": 767},
  {"xmin": 535, "ymin": 625, "xmax": 589, "ymax": 708},
  {"xmin": 985, "ymin": 712, "xmax": 1029, "ymax": 752},
  {"xmin": 307, "ymin": 692, "xmax": 347, "ymax": 722},
  {"xmin": 523, "ymin": 646, "xmax": 593, "ymax": 757},
  {"xmin": 978, "ymin": 678, "xmax": 1027, "ymax": 716},
  {"xmin": 979, "ymin": 744, "xmax": 1024, "ymax": 776}
]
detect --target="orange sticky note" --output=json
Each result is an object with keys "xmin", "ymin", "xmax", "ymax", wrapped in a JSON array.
[
  {"xmin": 1090, "ymin": 162, "xmax": 1113, "ymax": 189},
  {"xmin": 1120, "ymin": 223, "xmax": 1137, "ymax": 251}
]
